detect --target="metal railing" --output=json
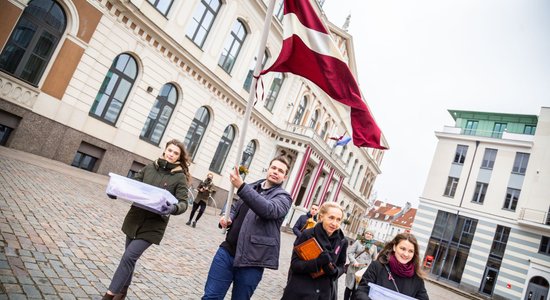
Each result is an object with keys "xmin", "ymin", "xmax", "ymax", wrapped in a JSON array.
[{"xmin": 519, "ymin": 208, "xmax": 550, "ymax": 225}]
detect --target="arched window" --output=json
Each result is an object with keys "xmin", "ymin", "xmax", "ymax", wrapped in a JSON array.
[
  {"xmin": 319, "ymin": 121, "xmax": 329, "ymax": 139},
  {"xmin": 140, "ymin": 83, "xmax": 177, "ymax": 145},
  {"xmin": 90, "ymin": 53, "xmax": 138, "ymax": 125},
  {"xmin": 264, "ymin": 73, "xmax": 284, "ymax": 112},
  {"xmin": 309, "ymin": 110, "xmax": 319, "ymax": 129},
  {"xmin": 184, "ymin": 106, "xmax": 210, "ymax": 159},
  {"xmin": 349, "ymin": 159, "xmax": 359, "ymax": 183},
  {"xmin": 240, "ymin": 140, "xmax": 256, "ymax": 168},
  {"xmin": 0, "ymin": 0, "xmax": 67, "ymax": 85},
  {"xmin": 353, "ymin": 165, "xmax": 363, "ymax": 189},
  {"xmin": 209, "ymin": 125, "xmax": 235, "ymax": 173},
  {"xmin": 292, "ymin": 96, "xmax": 307, "ymax": 125},
  {"xmin": 243, "ymin": 50, "xmax": 269, "ymax": 91},
  {"xmin": 218, "ymin": 20, "xmax": 247, "ymax": 73},
  {"xmin": 186, "ymin": 0, "xmax": 221, "ymax": 48},
  {"xmin": 346, "ymin": 152, "xmax": 354, "ymax": 169},
  {"xmin": 146, "ymin": 0, "xmax": 173, "ymax": 15}
]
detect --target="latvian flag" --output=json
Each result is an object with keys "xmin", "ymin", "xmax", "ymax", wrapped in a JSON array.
[{"xmin": 261, "ymin": 0, "xmax": 386, "ymax": 150}]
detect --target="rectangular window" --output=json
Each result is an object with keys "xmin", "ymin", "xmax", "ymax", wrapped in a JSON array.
[
  {"xmin": 481, "ymin": 148, "xmax": 497, "ymax": 169},
  {"xmin": 492, "ymin": 123, "xmax": 507, "ymax": 138},
  {"xmin": 523, "ymin": 125, "xmax": 536, "ymax": 135},
  {"xmin": 127, "ymin": 161, "xmax": 146, "ymax": 178},
  {"xmin": 464, "ymin": 120, "xmax": 478, "ymax": 135},
  {"xmin": 512, "ymin": 152, "xmax": 530, "ymax": 175},
  {"xmin": 71, "ymin": 151, "xmax": 98, "ymax": 172},
  {"xmin": 454, "ymin": 145, "xmax": 468, "ymax": 164},
  {"xmin": 0, "ymin": 124, "xmax": 14, "ymax": 146},
  {"xmin": 503, "ymin": 188, "xmax": 520, "ymax": 211},
  {"xmin": 444, "ymin": 177, "xmax": 459, "ymax": 197},
  {"xmin": 540, "ymin": 236, "xmax": 550, "ymax": 255},
  {"xmin": 146, "ymin": 0, "xmax": 173, "ymax": 15},
  {"xmin": 472, "ymin": 182, "xmax": 488, "ymax": 204},
  {"xmin": 490, "ymin": 226, "xmax": 510, "ymax": 259}
]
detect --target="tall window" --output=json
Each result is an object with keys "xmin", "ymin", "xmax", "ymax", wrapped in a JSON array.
[
  {"xmin": 512, "ymin": 152, "xmax": 529, "ymax": 175},
  {"xmin": 240, "ymin": 140, "xmax": 256, "ymax": 168},
  {"xmin": 146, "ymin": 0, "xmax": 173, "ymax": 15},
  {"xmin": 319, "ymin": 122, "xmax": 329, "ymax": 139},
  {"xmin": 346, "ymin": 152, "xmax": 353, "ymax": 169},
  {"xmin": 472, "ymin": 182, "xmax": 488, "ymax": 204},
  {"xmin": 540, "ymin": 236, "xmax": 550, "ymax": 255},
  {"xmin": 353, "ymin": 165, "xmax": 363, "ymax": 189},
  {"xmin": 490, "ymin": 226, "xmax": 510, "ymax": 259},
  {"xmin": 243, "ymin": 51, "xmax": 269, "ymax": 91},
  {"xmin": 292, "ymin": 96, "xmax": 307, "ymax": 125},
  {"xmin": 464, "ymin": 120, "xmax": 478, "ymax": 135},
  {"xmin": 0, "ymin": 0, "xmax": 66, "ymax": 85},
  {"xmin": 274, "ymin": 0, "xmax": 284, "ymax": 21},
  {"xmin": 264, "ymin": 73, "xmax": 284, "ymax": 111},
  {"xmin": 184, "ymin": 106, "xmax": 210, "ymax": 159},
  {"xmin": 503, "ymin": 188, "xmax": 520, "ymax": 211},
  {"xmin": 492, "ymin": 123, "xmax": 507, "ymax": 138},
  {"xmin": 209, "ymin": 125, "xmax": 235, "ymax": 173},
  {"xmin": 308, "ymin": 110, "xmax": 319, "ymax": 129},
  {"xmin": 481, "ymin": 148, "xmax": 497, "ymax": 170},
  {"xmin": 523, "ymin": 125, "xmax": 536, "ymax": 135},
  {"xmin": 349, "ymin": 159, "xmax": 358, "ymax": 184},
  {"xmin": 218, "ymin": 20, "xmax": 247, "ymax": 73},
  {"xmin": 454, "ymin": 145, "xmax": 468, "ymax": 164},
  {"xmin": 186, "ymin": 0, "xmax": 221, "ymax": 47},
  {"xmin": 90, "ymin": 54, "xmax": 138, "ymax": 125},
  {"xmin": 140, "ymin": 83, "xmax": 177, "ymax": 145},
  {"xmin": 444, "ymin": 177, "xmax": 459, "ymax": 197}
]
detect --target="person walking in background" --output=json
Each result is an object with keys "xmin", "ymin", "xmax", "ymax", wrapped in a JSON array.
[
  {"xmin": 187, "ymin": 172, "xmax": 214, "ymax": 228},
  {"xmin": 343, "ymin": 230, "xmax": 378, "ymax": 300},
  {"xmin": 292, "ymin": 203, "xmax": 319, "ymax": 239},
  {"xmin": 282, "ymin": 202, "xmax": 348, "ymax": 300},
  {"xmin": 202, "ymin": 156, "xmax": 292, "ymax": 300},
  {"xmin": 354, "ymin": 233, "xmax": 429, "ymax": 300},
  {"xmin": 102, "ymin": 139, "xmax": 190, "ymax": 300}
]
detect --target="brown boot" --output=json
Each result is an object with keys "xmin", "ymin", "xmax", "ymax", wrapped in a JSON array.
[
  {"xmin": 102, "ymin": 293, "xmax": 115, "ymax": 300},
  {"xmin": 113, "ymin": 286, "xmax": 129, "ymax": 300}
]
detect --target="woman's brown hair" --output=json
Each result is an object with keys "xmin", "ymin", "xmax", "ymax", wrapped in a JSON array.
[
  {"xmin": 165, "ymin": 139, "xmax": 191, "ymax": 184},
  {"xmin": 377, "ymin": 232, "xmax": 425, "ymax": 278}
]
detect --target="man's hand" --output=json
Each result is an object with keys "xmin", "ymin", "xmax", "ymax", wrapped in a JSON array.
[
  {"xmin": 219, "ymin": 216, "xmax": 232, "ymax": 228},
  {"xmin": 229, "ymin": 166, "xmax": 243, "ymax": 188}
]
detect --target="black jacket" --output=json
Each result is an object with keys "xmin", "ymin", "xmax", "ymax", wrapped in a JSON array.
[
  {"xmin": 282, "ymin": 222, "xmax": 347, "ymax": 300},
  {"xmin": 292, "ymin": 212, "xmax": 316, "ymax": 238},
  {"xmin": 354, "ymin": 260, "xmax": 429, "ymax": 300}
]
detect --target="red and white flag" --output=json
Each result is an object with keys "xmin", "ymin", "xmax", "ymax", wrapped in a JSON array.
[{"xmin": 262, "ymin": 0, "xmax": 386, "ymax": 149}]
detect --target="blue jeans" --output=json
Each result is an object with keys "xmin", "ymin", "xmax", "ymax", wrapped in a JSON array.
[{"xmin": 202, "ymin": 247, "xmax": 264, "ymax": 300}]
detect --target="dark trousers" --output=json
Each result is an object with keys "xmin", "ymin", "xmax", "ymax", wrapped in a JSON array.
[
  {"xmin": 202, "ymin": 247, "xmax": 264, "ymax": 300},
  {"xmin": 108, "ymin": 237, "xmax": 151, "ymax": 293},
  {"xmin": 189, "ymin": 200, "xmax": 206, "ymax": 222}
]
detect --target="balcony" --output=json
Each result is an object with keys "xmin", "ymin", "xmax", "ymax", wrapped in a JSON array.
[
  {"xmin": 440, "ymin": 126, "xmax": 534, "ymax": 142},
  {"xmin": 0, "ymin": 72, "xmax": 40, "ymax": 109},
  {"xmin": 518, "ymin": 208, "xmax": 550, "ymax": 230}
]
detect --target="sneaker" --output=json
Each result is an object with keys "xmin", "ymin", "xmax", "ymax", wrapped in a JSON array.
[
  {"xmin": 186, "ymin": 221, "xmax": 191, "ymax": 225},
  {"xmin": 192, "ymin": 221, "xmax": 196, "ymax": 228}
]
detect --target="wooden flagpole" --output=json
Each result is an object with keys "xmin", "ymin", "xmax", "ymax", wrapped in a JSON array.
[{"xmin": 223, "ymin": 0, "xmax": 277, "ymax": 219}]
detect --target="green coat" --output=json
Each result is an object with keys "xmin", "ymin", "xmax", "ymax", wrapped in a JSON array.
[{"xmin": 121, "ymin": 159, "xmax": 189, "ymax": 244}]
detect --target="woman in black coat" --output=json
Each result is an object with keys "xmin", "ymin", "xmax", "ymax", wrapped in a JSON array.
[
  {"xmin": 354, "ymin": 233, "xmax": 429, "ymax": 300},
  {"xmin": 282, "ymin": 202, "xmax": 348, "ymax": 300}
]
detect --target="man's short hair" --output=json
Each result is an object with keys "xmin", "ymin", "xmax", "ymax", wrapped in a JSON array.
[{"xmin": 270, "ymin": 156, "xmax": 290, "ymax": 175}]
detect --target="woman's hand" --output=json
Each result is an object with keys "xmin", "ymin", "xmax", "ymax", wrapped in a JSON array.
[{"xmin": 219, "ymin": 216, "xmax": 232, "ymax": 228}]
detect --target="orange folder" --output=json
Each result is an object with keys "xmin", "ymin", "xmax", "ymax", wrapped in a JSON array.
[{"xmin": 293, "ymin": 237, "xmax": 325, "ymax": 278}]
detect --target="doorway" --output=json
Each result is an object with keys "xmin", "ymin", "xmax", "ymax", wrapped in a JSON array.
[
  {"xmin": 480, "ymin": 267, "xmax": 499, "ymax": 295},
  {"xmin": 525, "ymin": 276, "xmax": 549, "ymax": 300}
]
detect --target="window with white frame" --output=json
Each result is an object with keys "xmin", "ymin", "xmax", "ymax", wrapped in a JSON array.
[
  {"xmin": 140, "ymin": 83, "xmax": 177, "ymax": 145},
  {"xmin": 209, "ymin": 125, "xmax": 235, "ymax": 173},
  {"xmin": 146, "ymin": 0, "xmax": 173, "ymax": 15},
  {"xmin": 292, "ymin": 96, "xmax": 307, "ymax": 125},
  {"xmin": 184, "ymin": 106, "xmax": 210, "ymax": 159},
  {"xmin": 503, "ymin": 188, "xmax": 520, "ymax": 211},
  {"xmin": 264, "ymin": 73, "xmax": 284, "ymax": 112},
  {"xmin": 472, "ymin": 182, "xmax": 487, "ymax": 204},
  {"xmin": 481, "ymin": 148, "xmax": 497, "ymax": 170},
  {"xmin": 444, "ymin": 177, "xmax": 459, "ymax": 197},
  {"xmin": 243, "ymin": 51, "xmax": 269, "ymax": 91},
  {"xmin": 218, "ymin": 20, "xmax": 247, "ymax": 73},
  {"xmin": 512, "ymin": 152, "xmax": 529, "ymax": 175},
  {"xmin": 453, "ymin": 145, "xmax": 468, "ymax": 165}
]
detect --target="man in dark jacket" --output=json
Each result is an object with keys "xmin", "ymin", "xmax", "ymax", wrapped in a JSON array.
[
  {"xmin": 202, "ymin": 156, "xmax": 292, "ymax": 300},
  {"xmin": 292, "ymin": 204, "xmax": 319, "ymax": 238}
]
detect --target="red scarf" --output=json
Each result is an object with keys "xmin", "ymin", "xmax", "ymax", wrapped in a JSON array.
[{"xmin": 388, "ymin": 254, "xmax": 415, "ymax": 278}]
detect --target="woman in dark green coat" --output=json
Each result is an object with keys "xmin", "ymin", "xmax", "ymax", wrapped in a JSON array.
[{"xmin": 103, "ymin": 139, "xmax": 190, "ymax": 300}]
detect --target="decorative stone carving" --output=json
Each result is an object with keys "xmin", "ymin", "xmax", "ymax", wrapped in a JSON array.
[{"xmin": 0, "ymin": 73, "xmax": 39, "ymax": 109}]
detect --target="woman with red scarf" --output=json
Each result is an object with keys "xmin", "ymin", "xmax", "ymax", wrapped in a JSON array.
[{"xmin": 354, "ymin": 233, "xmax": 429, "ymax": 300}]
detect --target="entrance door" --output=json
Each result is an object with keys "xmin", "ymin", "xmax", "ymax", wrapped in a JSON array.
[
  {"xmin": 480, "ymin": 267, "xmax": 498, "ymax": 295},
  {"xmin": 525, "ymin": 276, "xmax": 549, "ymax": 300}
]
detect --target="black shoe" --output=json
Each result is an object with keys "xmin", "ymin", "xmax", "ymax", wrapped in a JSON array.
[
  {"xmin": 192, "ymin": 221, "xmax": 196, "ymax": 228},
  {"xmin": 186, "ymin": 221, "xmax": 191, "ymax": 225}
]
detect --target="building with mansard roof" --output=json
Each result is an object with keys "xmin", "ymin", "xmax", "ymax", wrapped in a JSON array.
[
  {"xmin": 0, "ymin": 0, "xmax": 387, "ymax": 237},
  {"xmin": 412, "ymin": 107, "xmax": 550, "ymax": 300}
]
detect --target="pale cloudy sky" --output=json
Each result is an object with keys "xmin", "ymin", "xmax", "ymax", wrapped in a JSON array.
[{"xmin": 321, "ymin": 0, "xmax": 550, "ymax": 207}]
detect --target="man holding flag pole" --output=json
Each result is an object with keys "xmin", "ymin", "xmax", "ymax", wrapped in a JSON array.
[{"xmin": 204, "ymin": 0, "xmax": 385, "ymax": 298}]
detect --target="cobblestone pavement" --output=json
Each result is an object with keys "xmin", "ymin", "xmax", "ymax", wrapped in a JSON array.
[{"xmin": 0, "ymin": 146, "xmax": 478, "ymax": 299}]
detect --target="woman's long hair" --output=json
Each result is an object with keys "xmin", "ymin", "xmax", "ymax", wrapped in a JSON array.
[
  {"xmin": 377, "ymin": 233, "xmax": 425, "ymax": 278},
  {"xmin": 165, "ymin": 139, "xmax": 191, "ymax": 184}
]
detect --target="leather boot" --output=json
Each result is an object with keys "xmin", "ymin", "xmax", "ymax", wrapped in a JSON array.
[
  {"xmin": 113, "ymin": 286, "xmax": 129, "ymax": 300},
  {"xmin": 102, "ymin": 293, "xmax": 115, "ymax": 300}
]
